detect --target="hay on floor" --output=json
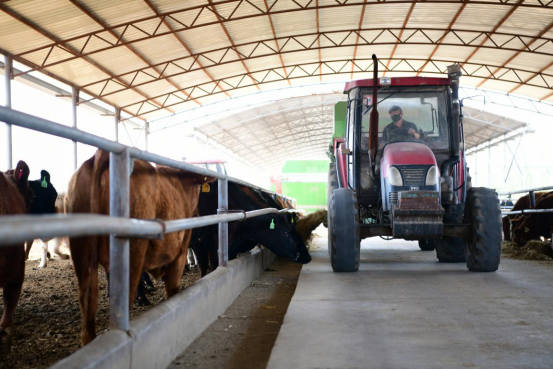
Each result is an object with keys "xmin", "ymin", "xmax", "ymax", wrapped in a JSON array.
[{"xmin": 502, "ymin": 240, "xmax": 553, "ymax": 261}]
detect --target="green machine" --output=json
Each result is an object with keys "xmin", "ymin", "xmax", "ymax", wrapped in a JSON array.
[{"xmin": 270, "ymin": 102, "xmax": 348, "ymax": 213}]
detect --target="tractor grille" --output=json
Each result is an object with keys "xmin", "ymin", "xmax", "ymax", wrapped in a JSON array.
[
  {"xmin": 401, "ymin": 168, "xmax": 426, "ymax": 185},
  {"xmin": 389, "ymin": 191, "xmax": 398, "ymax": 205}
]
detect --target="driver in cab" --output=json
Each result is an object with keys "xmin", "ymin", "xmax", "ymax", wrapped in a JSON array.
[{"xmin": 382, "ymin": 105, "xmax": 420, "ymax": 144}]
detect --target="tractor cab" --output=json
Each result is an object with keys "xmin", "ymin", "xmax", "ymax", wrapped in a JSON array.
[{"xmin": 327, "ymin": 56, "xmax": 502, "ymax": 274}]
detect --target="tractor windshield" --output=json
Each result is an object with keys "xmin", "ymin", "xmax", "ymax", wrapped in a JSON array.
[{"xmin": 360, "ymin": 86, "xmax": 450, "ymax": 151}]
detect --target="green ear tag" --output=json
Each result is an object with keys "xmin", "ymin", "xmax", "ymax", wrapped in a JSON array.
[
  {"xmin": 270, "ymin": 219, "xmax": 275, "ymax": 230},
  {"xmin": 41, "ymin": 176, "xmax": 48, "ymax": 188},
  {"xmin": 291, "ymin": 216, "xmax": 294, "ymax": 224}
]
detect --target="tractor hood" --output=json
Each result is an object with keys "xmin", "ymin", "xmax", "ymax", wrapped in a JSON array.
[{"xmin": 381, "ymin": 142, "xmax": 437, "ymax": 177}]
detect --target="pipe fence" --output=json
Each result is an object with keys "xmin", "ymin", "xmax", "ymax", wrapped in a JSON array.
[
  {"xmin": 499, "ymin": 186, "xmax": 553, "ymax": 220},
  {"xmin": 0, "ymin": 105, "xmax": 294, "ymax": 335}
]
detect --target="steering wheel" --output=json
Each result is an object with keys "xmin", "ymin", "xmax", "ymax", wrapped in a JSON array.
[{"xmin": 388, "ymin": 127, "xmax": 410, "ymax": 141}]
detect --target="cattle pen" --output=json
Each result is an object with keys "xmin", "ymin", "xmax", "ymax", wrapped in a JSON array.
[
  {"xmin": 499, "ymin": 186, "xmax": 553, "ymax": 216},
  {"xmin": 0, "ymin": 105, "xmax": 296, "ymax": 368}
]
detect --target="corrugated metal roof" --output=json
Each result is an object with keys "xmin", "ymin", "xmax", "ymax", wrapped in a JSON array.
[{"xmin": 0, "ymin": 0, "xmax": 551, "ymax": 165}]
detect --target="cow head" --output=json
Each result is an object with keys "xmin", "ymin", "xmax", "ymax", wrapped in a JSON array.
[
  {"xmin": 28, "ymin": 169, "xmax": 58, "ymax": 214},
  {"xmin": 512, "ymin": 214, "xmax": 551, "ymax": 248},
  {"xmin": 6, "ymin": 161, "xmax": 33, "ymax": 211},
  {"xmin": 246, "ymin": 214, "xmax": 311, "ymax": 264}
]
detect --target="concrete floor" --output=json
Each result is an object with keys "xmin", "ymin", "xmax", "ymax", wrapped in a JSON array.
[{"xmin": 267, "ymin": 237, "xmax": 553, "ymax": 369}]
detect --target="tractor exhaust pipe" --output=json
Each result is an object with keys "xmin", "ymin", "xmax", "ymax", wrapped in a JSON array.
[
  {"xmin": 369, "ymin": 54, "xmax": 379, "ymax": 178},
  {"xmin": 445, "ymin": 64, "xmax": 462, "ymax": 175}
]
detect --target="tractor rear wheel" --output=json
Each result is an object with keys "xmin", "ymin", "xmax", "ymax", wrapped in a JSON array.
[
  {"xmin": 464, "ymin": 188, "xmax": 502, "ymax": 272},
  {"xmin": 329, "ymin": 188, "xmax": 360, "ymax": 272},
  {"xmin": 418, "ymin": 239, "xmax": 435, "ymax": 251}
]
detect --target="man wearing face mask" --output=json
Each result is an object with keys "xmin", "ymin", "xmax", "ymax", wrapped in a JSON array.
[{"xmin": 382, "ymin": 105, "xmax": 420, "ymax": 144}]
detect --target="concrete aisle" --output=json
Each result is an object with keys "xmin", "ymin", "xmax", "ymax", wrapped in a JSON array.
[{"xmin": 267, "ymin": 237, "xmax": 553, "ymax": 369}]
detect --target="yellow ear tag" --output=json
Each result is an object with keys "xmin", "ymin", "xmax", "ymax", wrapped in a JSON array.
[
  {"xmin": 202, "ymin": 183, "xmax": 210, "ymax": 193},
  {"xmin": 291, "ymin": 216, "xmax": 294, "ymax": 224}
]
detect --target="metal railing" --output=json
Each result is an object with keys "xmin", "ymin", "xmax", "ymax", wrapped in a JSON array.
[
  {"xmin": 0, "ymin": 105, "xmax": 293, "ymax": 333},
  {"xmin": 499, "ymin": 186, "xmax": 553, "ymax": 217}
]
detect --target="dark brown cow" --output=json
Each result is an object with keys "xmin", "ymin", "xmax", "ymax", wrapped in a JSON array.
[
  {"xmin": 67, "ymin": 150, "xmax": 214, "ymax": 345},
  {"xmin": 513, "ymin": 192, "xmax": 553, "ymax": 247},
  {"xmin": 502, "ymin": 192, "xmax": 549, "ymax": 241},
  {"xmin": 0, "ymin": 161, "xmax": 32, "ymax": 355}
]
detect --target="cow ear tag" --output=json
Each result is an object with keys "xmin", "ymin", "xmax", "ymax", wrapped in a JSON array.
[
  {"xmin": 270, "ymin": 219, "xmax": 275, "ymax": 230},
  {"xmin": 291, "ymin": 216, "xmax": 294, "ymax": 224},
  {"xmin": 524, "ymin": 227, "xmax": 529, "ymax": 233},
  {"xmin": 202, "ymin": 183, "xmax": 210, "ymax": 193},
  {"xmin": 41, "ymin": 176, "xmax": 48, "ymax": 188}
]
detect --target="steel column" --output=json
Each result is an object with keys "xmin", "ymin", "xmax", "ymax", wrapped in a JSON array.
[
  {"xmin": 3, "ymin": 55, "xmax": 13, "ymax": 170},
  {"xmin": 71, "ymin": 86, "xmax": 79, "ymax": 170},
  {"xmin": 217, "ymin": 163, "xmax": 229, "ymax": 267},
  {"xmin": 145, "ymin": 121, "xmax": 149, "ymax": 151},
  {"xmin": 109, "ymin": 148, "xmax": 131, "ymax": 332},
  {"xmin": 114, "ymin": 108, "xmax": 120, "ymax": 142}
]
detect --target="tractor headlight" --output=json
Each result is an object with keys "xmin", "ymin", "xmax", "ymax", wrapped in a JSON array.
[
  {"xmin": 426, "ymin": 166, "xmax": 438, "ymax": 186},
  {"xmin": 389, "ymin": 166, "xmax": 403, "ymax": 186}
]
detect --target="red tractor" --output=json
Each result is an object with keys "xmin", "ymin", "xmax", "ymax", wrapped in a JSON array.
[{"xmin": 328, "ymin": 55, "xmax": 502, "ymax": 273}]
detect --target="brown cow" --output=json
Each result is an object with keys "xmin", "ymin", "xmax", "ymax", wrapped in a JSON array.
[
  {"xmin": 502, "ymin": 192, "xmax": 549, "ymax": 241},
  {"xmin": 0, "ymin": 161, "xmax": 32, "ymax": 356},
  {"xmin": 67, "ymin": 150, "xmax": 214, "ymax": 345},
  {"xmin": 513, "ymin": 192, "xmax": 553, "ymax": 247}
]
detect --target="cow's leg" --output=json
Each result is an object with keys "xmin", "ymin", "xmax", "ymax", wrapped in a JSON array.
[
  {"xmin": 39, "ymin": 239, "xmax": 49, "ymax": 268},
  {"xmin": 128, "ymin": 240, "xmax": 148, "ymax": 307},
  {"xmin": 51, "ymin": 237, "xmax": 70, "ymax": 260},
  {"xmin": 208, "ymin": 242, "xmax": 219, "ymax": 273},
  {"xmin": 164, "ymin": 252, "xmax": 187, "ymax": 298},
  {"xmin": 135, "ymin": 273, "xmax": 151, "ymax": 306},
  {"xmin": 0, "ymin": 252, "xmax": 24, "ymax": 356},
  {"xmin": 24, "ymin": 239, "xmax": 34, "ymax": 261},
  {"xmin": 193, "ymin": 245, "xmax": 209, "ymax": 278},
  {"xmin": 71, "ymin": 237, "xmax": 99, "ymax": 345}
]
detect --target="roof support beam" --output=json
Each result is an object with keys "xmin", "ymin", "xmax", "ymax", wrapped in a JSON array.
[
  {"xmin": 478, "ymin": 19, "xmax": 553, "ymax": 89},
  {"xmin": 461, "ymin": 0, "xmax": 523, "ymax": 68},
  {"xmin": 416, "ymin": 3, "xmax": 467, "ymax": 77},
  {"xmin": 0, "ymin": 16, "xmax": 146, "ymax": 120},
  {"xmin": 207, "ymin": 0, "xmax": 260, "ymax": 90},
  {"xmin": 509, "ymin": 58, "xmax": 553, "ymax": 98},
  {"xmin": 383, "ymin": 2, "xmax": 416, "ymax": 77},
  {"xmin": 142, "ymin": 0, "xmax": 230, "ymax": 99},
  {"xmin": 316, "ymin": 0, "xmax": 322, "ymax": 81},
  {"xmin": 351, "ymin": 0, "xmax": 367, "ymax": 81},
  {"xmin": 0, "ymin": 3, "xmax": 171, "ymax": 115},
  {"xmin": 69, "ymin": 0, "xmax": 179, "ymax": 112},
  {"xmin": 15, "ymin": 0, "xmax": 549, "ymax": 64},
  {"xmin": 263, "ymin": 0, "xmax": 290, "ymax": 86},
  {"xmin": 18, "ymin": 27, "xmax": 553, "ymax": 79},
  {"xmin": 118, "ymin": 57, "xmax": 553, "ymax": 118}
]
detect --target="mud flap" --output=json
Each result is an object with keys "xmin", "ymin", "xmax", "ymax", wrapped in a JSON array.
[{"xmin": 392, "ymin": 191, "xmax": 444, "ymax": 240}]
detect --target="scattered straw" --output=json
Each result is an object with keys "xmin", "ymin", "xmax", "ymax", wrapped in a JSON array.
[
  {"xmin": 502, "ymin": 240, "xmax": 553, "ymax": 261},
  {"xmin": 296, "ymin": 210, "xmax": 327, "ymax": 248}
]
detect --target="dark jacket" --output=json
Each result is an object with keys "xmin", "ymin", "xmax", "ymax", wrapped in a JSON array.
[{"xmin": 382, "ymin": 120, "xmax": 418, "ymax": 143}]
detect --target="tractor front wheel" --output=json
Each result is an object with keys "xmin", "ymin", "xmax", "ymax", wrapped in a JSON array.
[
  {"xmin": 329, "ymin": 188, "xmax": 360, "ymax": 272},
  {"xmin": 464, "ymin": 188, "xmax": 502, "ymax": 272}
]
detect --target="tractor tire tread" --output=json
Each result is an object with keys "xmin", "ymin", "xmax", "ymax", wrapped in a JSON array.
[
  {"xmin": 329, "ymin": 189, "xmax": 360, "ymax": 272},
  {"xmin": 464, "ymin": 187, "xmax": 502, "ymax": 272}
]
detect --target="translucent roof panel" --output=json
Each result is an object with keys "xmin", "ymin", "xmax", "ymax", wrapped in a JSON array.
[{"xmin": 0, "ymin": 0, "xmax": 551, "ymax": 123}]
